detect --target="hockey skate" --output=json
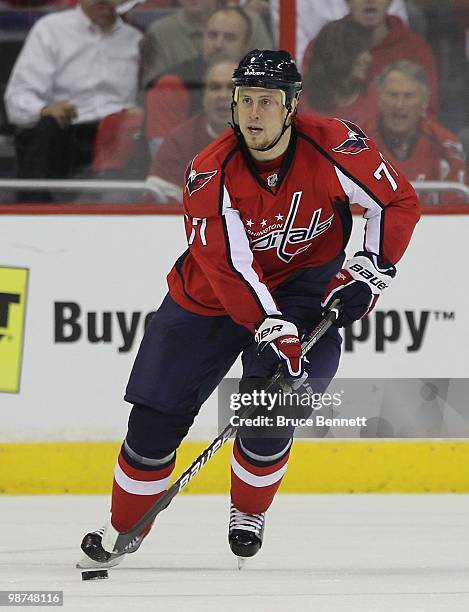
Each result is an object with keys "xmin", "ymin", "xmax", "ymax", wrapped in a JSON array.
[
  {"xmin": 228, "ymin": 503, "xmax": 265, "ymax": 569},
  {"xmin": 76, "ymin": 523, "xmax": 143, "ymax": 570}
]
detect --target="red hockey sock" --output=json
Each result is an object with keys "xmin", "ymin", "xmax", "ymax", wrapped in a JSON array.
[
  {"xmin": 230, "ymin": 439, "xmax": 291, "ymax": 514},
  {"xmin": 110, "ymin": 450, "xmax": 175, "ymax": 535}
]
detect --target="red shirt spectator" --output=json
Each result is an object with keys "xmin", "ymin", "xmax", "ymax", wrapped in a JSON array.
[
  {"xmin": 147, "ymin": 58, "xmax": 236, "ymax": 203},
  {"xmin": 301, "ymin": 19, "xmax": 376, "ymax": 127},
  {"xmin": 304, "ymin": 10, "xmax": 439, "ymax": 117},
  {"xmin": 370, "ymin": 118, "xmax": 466, "ymax": 187},
  {"xmin": 146, "ymin": 6, "xmax": 251, "ymax": 154},
  {"xmin": 301, "ymin": 86, "xmax": 378, "ymax": 128},
  {"xmin": 366, "ymin": 59, "xmax": 466, "ymax": 204},
  {"xmin": 148, "ymin": 112, "xmax": 212, "ymax": 187}
]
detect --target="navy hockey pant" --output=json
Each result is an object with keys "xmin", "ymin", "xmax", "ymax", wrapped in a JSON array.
[{"xmin": 123, "ymin": 293, "xmax": 342, "ymax": 460}]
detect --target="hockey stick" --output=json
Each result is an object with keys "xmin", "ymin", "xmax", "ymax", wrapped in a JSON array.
[{"xmin": 106, "ymin": 301, "xmax": 341, "ymax": 554}]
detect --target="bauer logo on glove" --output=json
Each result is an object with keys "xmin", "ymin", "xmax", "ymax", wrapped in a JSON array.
[
  {"xmin": 321, "ymin": 251, "xmax": 396, "ymax": 328},
  {"xmin": 256, "ymin": 324, "xmax": 284, "ymax": 342},
  {"xmin": 348, "ymin": 262, "xmax": 390, "ymax": 291},
  {"xmin": 255, "ymin": 316, "xmax": 303, "ymax": 378}
]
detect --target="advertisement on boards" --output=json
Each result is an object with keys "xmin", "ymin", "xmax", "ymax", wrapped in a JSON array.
[
  {"xmin": 0, "ymin": 214, "xmax": 467, "ymax": 439},
  {"xmin": 0, "ymin": 266, "xmax": 29, "ymax": 393}
]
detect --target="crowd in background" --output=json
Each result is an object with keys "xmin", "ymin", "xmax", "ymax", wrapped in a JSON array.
[{"xmin": 0, "ymin": 0, "xmax": 467, "ymax": 204}]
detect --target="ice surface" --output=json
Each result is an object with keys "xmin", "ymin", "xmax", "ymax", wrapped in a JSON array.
[{"xmin": 1, "ymin": 495, "xmax": 469, "ymax": 612}]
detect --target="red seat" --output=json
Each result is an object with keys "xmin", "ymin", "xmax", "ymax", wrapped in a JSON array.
[
  {"xmin": 93, "ymin": 109, "xmax": 144, "ymax": 172},
  {"xmin": 145, "ymin": 74, "xmax": 191, "ymax": 142}
]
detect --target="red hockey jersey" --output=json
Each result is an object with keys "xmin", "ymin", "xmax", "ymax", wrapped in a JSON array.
[{"xmin": 167, "ymin": 114, "xmax": 420, "ymax": 332}]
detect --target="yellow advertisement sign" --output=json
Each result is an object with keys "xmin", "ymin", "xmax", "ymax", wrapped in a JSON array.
[{"xmin": 0, "ymin": 266, "xmax": 29, "ymax": 393}]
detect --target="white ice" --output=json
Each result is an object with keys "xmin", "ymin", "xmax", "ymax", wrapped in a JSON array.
[{"xmin": 1, "ymin": 495, "xmax": 469, "ymax": 612}]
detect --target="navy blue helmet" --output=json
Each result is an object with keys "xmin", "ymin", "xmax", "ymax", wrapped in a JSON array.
[{"xmin": 232, "ymin": 49, "xmax": 302, "ymax": 108}]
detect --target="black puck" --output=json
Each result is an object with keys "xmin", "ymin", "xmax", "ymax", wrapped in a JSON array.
[{"xmin": 81, "ymin": 570, "xmax": 109, "ymax": 581}]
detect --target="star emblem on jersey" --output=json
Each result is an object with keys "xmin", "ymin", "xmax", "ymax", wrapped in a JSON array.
[
  {"xmin": 184, "ymin": 159, "xmax": 218, "ymax": 196},
  {"xmin": 275, "ymin": 213, "xmax": 284, "ymax": 221},
  {"xmin": 332, "ymin": 119, "xmax": 369, "ymax": 155},
  {"xmin": 260, "ymin": 219, "xmax": 267, "ymax": 227},
  {"xmin": 246, "ymin": 219, "xmax": 254, "ymax": 227}
]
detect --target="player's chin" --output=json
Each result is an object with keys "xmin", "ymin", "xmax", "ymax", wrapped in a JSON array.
[{"xmin": 243, "ymin": 134, "xmax": 266, "ymax": 150}]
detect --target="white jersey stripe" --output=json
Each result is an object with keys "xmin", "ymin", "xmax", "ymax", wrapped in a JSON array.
[
  {"xmin": 334, "ymin": 166, "xmax": 382, "ymax": 254},
  {"xmin": 114, "ymin": 462, "xmax": 171, "ymax": 496},
  {"xmin": 231, "ymin": 452, "xmax": 289, "ymax": 488},
  {"xmin": 223, "ymin": 186, "xmax": 280, "ymax": 317}
]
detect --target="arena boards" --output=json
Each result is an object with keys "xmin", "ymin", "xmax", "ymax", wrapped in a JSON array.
[{"xmin": 1, "ymin": 213, "xmax": 468, "ymax": 493}]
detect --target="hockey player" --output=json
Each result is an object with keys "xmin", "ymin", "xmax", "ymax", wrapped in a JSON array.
[{"xmin": 78, "ymin": 49, "xmax": 419, "ymax": 570}]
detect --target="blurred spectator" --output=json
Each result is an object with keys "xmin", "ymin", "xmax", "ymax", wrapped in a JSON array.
[
  {"xmin": 140, "ymin": 0, "xmax": 273, "ymax": 89},
  {"xmin": 238, "ymin": 0, "xmax": 269, "ymax": 17},
  {"xmin": 267, "ymin": 0, "xmax": 407, "ymax": 67},
  {"xmin": 140, "ymin": 0, "xmax": 216, "ymax": 90},
  {"xmin": 146, "ymin": 5, "xmax": 250, "ymax": 154},
  {"xmin": 410, "ymin": 0, "xmax": 469, "ymax": 135},
  {"xmin": 302, "ymin": 20, "xmax": 374, "ymax": 126},
  {"xmin": 366, "ymin": 60, "xmax": 466, "ymax": 204},
  {"xmin": 4, "ymin": 0, "xmax": 142, "ymax": 199},
  {"xmin": 235, "ymin": 0, "xmax": 272, "ymax": 32},
  {"xmin": 303, "ymin": 0, "xmax": 439, "ymax": 117},
  {"xmin": 147, "ymin": 58, "xmax": 236, "ymax": 203}
]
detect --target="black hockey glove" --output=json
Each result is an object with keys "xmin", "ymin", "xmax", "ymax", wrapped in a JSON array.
[{"xmin": 321, "ymin": 252, "xmax": 396, "ymax": 327}]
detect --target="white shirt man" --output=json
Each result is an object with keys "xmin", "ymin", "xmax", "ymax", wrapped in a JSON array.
[
  {"xmin": 5, "ymin": 1, "xmax": 142, "ymax": 128},
  {"xmin": 4, "ymin": 0, "xmax": 142, "ymax": 197}
]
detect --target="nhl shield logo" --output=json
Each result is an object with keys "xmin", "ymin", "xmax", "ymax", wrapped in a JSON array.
[{"xmin": 267, "ymin": 173, "xmax": 278, "ymax": 187}]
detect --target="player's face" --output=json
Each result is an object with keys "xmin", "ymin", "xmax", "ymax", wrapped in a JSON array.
[
  {"xmin": 347, "ymin": 0, "xmax": 392, "ymax": 28},
  {"xmin": 203, "ymin": 11, "xmax": 249, "ymax": 63},
  {"xmin": 203, "ymin": 61, "xmax": 237, "ymax": 134},
  {"xmin": 379, "ymin": 70, "xmax": 428, "ymax": 136},
  {"xmin": 236, "ymin": 87, "xmax": 290, "ymax": 153}
]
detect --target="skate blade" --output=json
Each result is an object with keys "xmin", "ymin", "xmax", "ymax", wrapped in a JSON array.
[
  {"xmin": 76, "ymin": 554, "xmax": 124, "ymax": 570},
  {"xmin": 237, "ymin": 557, "xmax": 246, "ymax": 570}
]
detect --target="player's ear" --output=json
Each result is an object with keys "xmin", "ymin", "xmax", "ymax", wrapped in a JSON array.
[
  {"xmin": 231, "ymin": 100, "xmax": 239, "ymax": 122},
  {"xmin": 286, "ymin": 96, "xmax": 299, "ymax": 124}
]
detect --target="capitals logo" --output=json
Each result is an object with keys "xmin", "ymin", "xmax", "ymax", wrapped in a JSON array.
[
  {"xmin": 332, "ymin": 120, "xmax": 369, "ymax": 155},
  {"xmin": 185, "ymin": 158, "xmax": 217, "ymax": 196},
  {"xmin": 249, "ymin": 191, "xmax": 333, "ymax": 263}
]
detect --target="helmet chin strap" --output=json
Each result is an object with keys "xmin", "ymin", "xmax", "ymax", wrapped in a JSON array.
[{"xmin": 256, "ymin": 106, "xmax": 292, "ymax": 152}]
